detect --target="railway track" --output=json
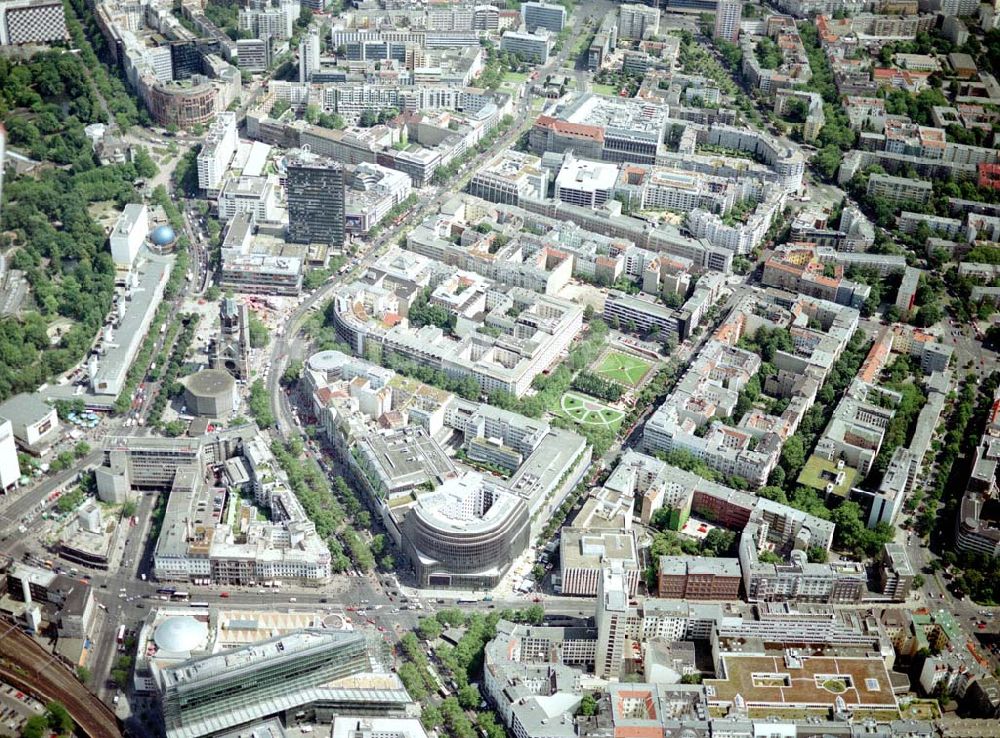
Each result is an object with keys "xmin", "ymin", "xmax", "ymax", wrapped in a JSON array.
[{"xmin": 0, "ymin": 620, "xmax": 121, "ymax": 738}]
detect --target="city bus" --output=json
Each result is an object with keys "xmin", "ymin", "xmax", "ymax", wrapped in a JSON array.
[
  {"xmin": 170, "ymin": 591, "xmax": 190, "ymax": 601},
  {"xmin": 457, "ymin": 598, "xmax": 477, "ymax": 605},
  {"xmin": 116, "ymin": 625, "xmax": 125, "ymax": 645},
  {"xmin": 189, "ymin": 602, "xmax": 209, "ymax": 608}
]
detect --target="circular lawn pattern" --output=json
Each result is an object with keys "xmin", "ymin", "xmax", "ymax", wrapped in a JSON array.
[{"xmin": 559, "ymin": 392, "xmax": 625, "ymax": 428}]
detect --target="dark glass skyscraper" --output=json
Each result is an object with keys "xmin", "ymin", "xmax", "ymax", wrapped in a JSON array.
[{"xmin": 286, "ymin": 152, "xmax": 345, "ymax": 247}]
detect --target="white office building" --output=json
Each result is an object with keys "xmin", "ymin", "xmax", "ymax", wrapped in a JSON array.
[
  {"xmin": 618, "ymin": 4, "xmax": 660, "ymax": 40},
  {"xmin": 109, "ymin": 203, "xmax": 149, "ymax": 267},
  {"xmin": 500, "ymin": 29, "xmax": 551, "ymax": 64},
  {"xmin": 237, "ymin": 38, "xmax": 270, "ymax": 73},
  {"xmin": 0, "ymin": 419, "xmax": 20, "ymax": 491},
  {"xmin": 299, "ymin": 27, "xmax": 320, "ymax": 83},
  {"xmin": 554, "ymin": 153, "xmax": 618, "ymax": 209},
  {"xmin": 218, "ymin": 176, "xmax": 274, "ymax": 223},
  {"xmin": 197, "ymin": 112, "xmax": 237, "ymax": 193},
  {"xmin": 522, "ymin": 1, "xmax": 566, "ymax": 33}
]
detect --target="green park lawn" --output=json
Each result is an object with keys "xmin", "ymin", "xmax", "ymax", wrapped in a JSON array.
[{"xmin": 595, "ymin": 350, "xmax": 652, "ymax": 388}]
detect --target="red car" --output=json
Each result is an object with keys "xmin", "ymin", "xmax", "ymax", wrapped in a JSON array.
[{"xmin": 220, "ymin": 592, "xmax": 230, "ymax": 598}]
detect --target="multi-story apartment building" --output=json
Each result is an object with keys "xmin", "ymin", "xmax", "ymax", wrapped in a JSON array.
[
  {"xmin": 866, "ymin": 172, "xmax": 933, "ymax": 205},
  {"xmin": 657, "ymin": 556, "xmax": 742, "ymax": 600},
  {"xmin": 0, "ymin": 418, "xmax": 19, "ymax": 492},
  {"xmin": 196, "ymin": 112, "xmax": 237, "ymax": 193},
  {"xmin": 330, "ymin": 256, "xmax": 584, "ymax": 397},
  {"xmin": 603, "ymin": 291, "xmax": 679, "ymax": 336},
  {"xmin": 739, "ymin": 522, "xmax": 868, "ymax": 603},
  {"xmin": 741, "ymin": 16, "xmax": 811, "ymax": 94},
  {"xmin": 713, "ymin": 0, "xmax": 741, "ymax": 42},
  {"xmin": 762, "ymin": 244, "xmax": 870, "ymax": 310}
]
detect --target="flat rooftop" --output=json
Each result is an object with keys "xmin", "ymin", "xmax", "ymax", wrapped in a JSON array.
[
  {"xmin": 91, "ymin": 251, "xmax": 171, "ymax": 393},
  {"xmin": 705, "ymin": 653, "xmax": 898, "ymax": 712},
  {"xmin": 564, "ymin": 93, "xmax": 668, "ymax": 138},
  {"xmin": 561, "ymin": 527, "xmax": 637, "ymax": 569}
]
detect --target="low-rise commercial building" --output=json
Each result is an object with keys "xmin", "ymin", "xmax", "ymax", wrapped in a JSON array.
[
  {"xmin": 88, "ymin": 253, "xmax": 171, "ymax": 397},
  {"xmin": 220, "ymin": 214, "xmax": 303, "ymax": 295},
  {"xmin": 0, "ymin": 393, "xmax": 60, "ymax": 456}
]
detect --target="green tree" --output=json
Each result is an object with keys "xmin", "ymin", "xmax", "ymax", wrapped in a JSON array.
[
  {"xmin": 421, "ymin": 706, "xmax": 443, "ymax": 730},
  {"xmin": 73, "ymin": 441, "xmax": 91, "ymax": 458},
  {"xmin": 21, "ymin": 715, "xmax": 48, "ymax": 738},
  {"xmin": 282, "ymin": 360, "xmax": 303, "ymax": 384},
  {"xmin": 701, "ymin": 528, "xmax": 736, "ymax": 556},
  {"xmin": 417, "ymin": 617, "xmax": 443, "ymax": 640},
  {"xmin": 780, "ymin": 434, "xmax": 806, "ymax": 474},
  {"xmin": 458, "ymin": 683, "xmax": 481, "ymax": 709},
  {"xmin": 577, "ymin": 693, "xmax": 598, "ymax": 716},
  {"xmin": 248, "ymin": 314, "xmax": 270, "ymax": 348},
  {"xmin": 162, "ymin": 420, "xmax": 186, "ymax": 437},
  {"xmin": 45, "ymin": 702, "xmax": 73, "ymax": 735},
  {"xmin": 807, "ymin": 546, "xmax": 828, "ymax": 563}
]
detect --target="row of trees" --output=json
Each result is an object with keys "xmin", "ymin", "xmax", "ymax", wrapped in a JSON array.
[
  {"xmin": 796, "ymin": 23, "xmax": 858, "ymax": 180},
  {"xmin": 431, "ymin": 115, "xmax": 515, "ymax": 185},
  {"xmin": 271, "ymin": 441, "xmax": 354, "ymax": 573},
  {"xmin": 147, "ymin": 315, "xmax": 198, "ymax": 427},
  {"xmin": 65, "ymin": 0, "xmax": 144, "ymax": 129},
  {"xmin": 571, "ymin": 371, "xmax": 622, "ymax": 402}
]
